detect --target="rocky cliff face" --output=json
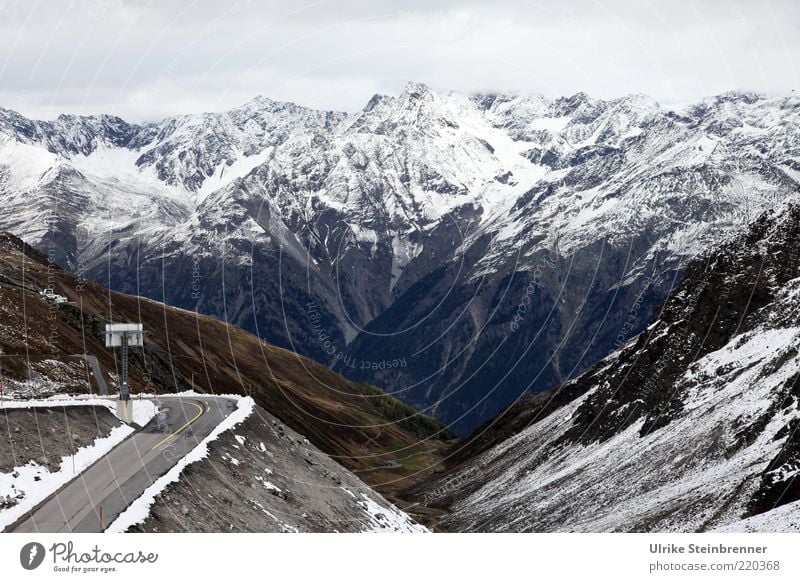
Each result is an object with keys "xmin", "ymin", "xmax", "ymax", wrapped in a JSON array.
[
  {"xmin": 1, "ymin": 85, "xmax": 799, "ymax": 432},
  {"xmin": 405, "ymin": 204, "xmax": 800, "ymax": 532}
]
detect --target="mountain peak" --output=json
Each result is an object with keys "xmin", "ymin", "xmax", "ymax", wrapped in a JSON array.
[
  {"xmin": 400, "ymin": 81, "xmax": 435, "ymax": 102},
  {"xmin": 233, "ymin": 94, "xmax": 291, "ymax": 115},
  {"xmin": 363, "ymin": 93, "xmax": 391, "ymax": 112},
  {"xmin": 713, "ymin": 90, "xmax": 763, "ymax": 104},
  {"xmin": 245, "ymin": 94, "xmax": 275, "ymax": 105},
  {"xmin": 554, "ymin": 91, "xmax": 592, "ymax": 113}
]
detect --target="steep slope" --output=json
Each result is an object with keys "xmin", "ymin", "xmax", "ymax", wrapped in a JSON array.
[
  {"xmin": 2, "ymin": 87, "xmax": 799, "ymax": 434},
  {"xmin": 0, "ymin": 231, "xmax": 450, "ymax": 497},
  {"xmin": 128, "ymin": 402, "xmax": 426, "ymax": 533},
  {"xmin": 405, "ymin": 203, "xmax": 800, "ymax": 532},
  {"xmin": 340, "ymin": 91, "xmax": 800, "ymax": 432}
]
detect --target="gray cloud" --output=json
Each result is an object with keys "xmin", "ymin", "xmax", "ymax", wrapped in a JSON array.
[{"xmin": 0, "ymin": 0, "xmax": 797, "ymax": 121}]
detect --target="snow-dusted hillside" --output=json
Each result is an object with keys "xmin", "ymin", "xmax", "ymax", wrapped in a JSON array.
[
  {"xmin": 1, "ymin": 85, "xmax": 799, "ymax": 432},
  {"xmin": 411, "ymin": 204, "xmax": 800, "ymax": 532},
  {"xmin": 117, "ymin": 399, "xmax": 427, "ymax": 533}
]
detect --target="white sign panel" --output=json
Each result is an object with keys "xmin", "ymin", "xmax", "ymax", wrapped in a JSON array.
[{"xmin": 105, "ymin": 323, "xmax": 144, "ymax": 347}]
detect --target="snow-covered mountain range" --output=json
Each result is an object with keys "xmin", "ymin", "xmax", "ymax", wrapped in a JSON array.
[
  {"xmin": 409, "ymin": 204, "xmax": 800, "ymax": 532},
  {"xmin": 1, "ymin": 83, "xmax": 799, "ymax": 432}
]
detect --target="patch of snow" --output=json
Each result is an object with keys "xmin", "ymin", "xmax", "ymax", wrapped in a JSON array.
[
  {"xmin": 358, "ymin": 492, "xmax": 428, "ymax": 533},
  {"xmin": 390, "ymin": 235, "xmax": 423, "ymax": 292},
  {"xmin": 255, "ymin": 475, "xmax": 281, "ymax": 492},
  {"xmin": 195, "ymin": 147, "xmax": 273, "ymax": 200},
  {"xmin": 528, "ymin": 116, "xmax": 571, "ymax": 132}
]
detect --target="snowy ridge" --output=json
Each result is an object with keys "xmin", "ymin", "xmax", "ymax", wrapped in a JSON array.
[
  {"xmin": 2, "ymin": 85, "xmax": 800, "ymax": 431},
  {"xmin": 4, "ymin": 86, "xmax": 797, "ymax": 273}
]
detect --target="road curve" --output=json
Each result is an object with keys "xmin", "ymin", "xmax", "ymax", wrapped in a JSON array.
[{"xmin": 6, "ymin": 396, "xmax": 238, "ymax": 533}]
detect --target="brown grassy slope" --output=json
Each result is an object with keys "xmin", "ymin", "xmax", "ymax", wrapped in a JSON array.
[{"xmin": 0, "ymin": 232, "xmax": 452, "ymax": 493}]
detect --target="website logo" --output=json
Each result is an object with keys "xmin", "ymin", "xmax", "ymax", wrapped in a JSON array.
[{"xmin": 20, "ymin": 542, "xmax": 46, "ymax": 570}]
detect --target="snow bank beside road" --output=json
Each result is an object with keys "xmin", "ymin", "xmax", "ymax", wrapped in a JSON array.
[
  {"xmin": 0, "ymin": 395, "xmax": 159, "ymax": 427},
  {"xmin": 129, "ymin": 399, "xmax": 158, "ymax": 426},
  {"xmin": 0, "ymin": 423, "xmax": 133, "ymax": 530}
]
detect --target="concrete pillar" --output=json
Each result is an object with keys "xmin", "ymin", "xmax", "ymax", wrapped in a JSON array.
[{"xmin": 117, "ymin": 399, "xmax": 133, "ymax": 424}]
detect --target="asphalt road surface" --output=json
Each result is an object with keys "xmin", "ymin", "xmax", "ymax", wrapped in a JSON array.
[{"xmin": 7, "ymin": 396, "xmax": 238, "ymax": 533}]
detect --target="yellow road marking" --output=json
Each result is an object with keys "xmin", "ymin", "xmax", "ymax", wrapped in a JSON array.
[{"xmin": 151, "ymin": 401, "xmax": 204, "ymax": 450}]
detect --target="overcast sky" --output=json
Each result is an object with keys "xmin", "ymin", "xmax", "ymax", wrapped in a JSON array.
[{"xmin": 0, "ymin": 0, "xmax": 798, "ymax": 121}]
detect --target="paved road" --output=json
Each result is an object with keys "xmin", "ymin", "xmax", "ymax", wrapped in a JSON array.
[{"xmin": 7, "ymin": 396, "xmax": 237, "ymax": 533}]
